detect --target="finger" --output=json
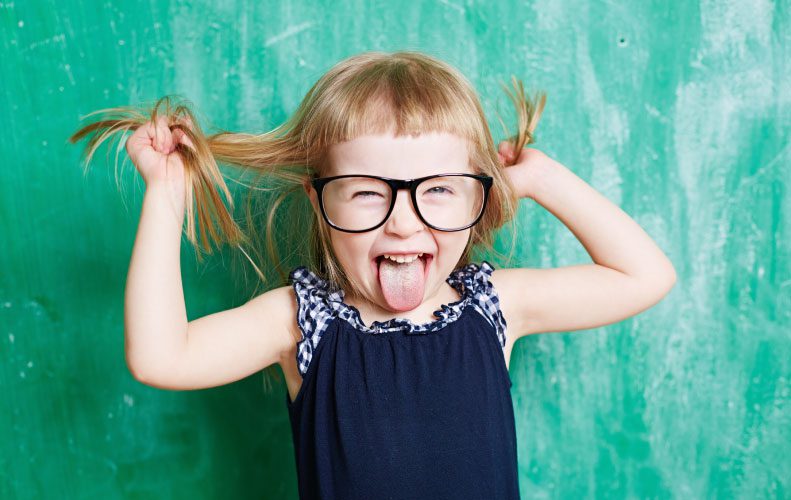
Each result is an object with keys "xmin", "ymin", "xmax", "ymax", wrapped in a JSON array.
[
  {"xmin": 148, "ymin": 116, "xmax": 169, "ymax": 154},
  {"xmin": 128, "ymin": 121, "xmax": 152, "ymax": 148},
  {"xmin": 172, "ymin": 128, "xmax": 196, "ymax": 151},
  {"xmin": 498, "ymin": 141, "xmax": 515, "ymax": 161},
  {"xmin": 172, "ymin": 126, "xmax": 196, "ymax": 150},
  {"xmin": 169, "ymin": 130, "xmax": 181, "ymax": 154},
  {"xmin": 164, "ymin": 123, "xmax": 175, "ymax": 154},
  {"xmin": 142, "ymin": 120, "xmax": 162, "ymax": 155},
  {"xmin": 181, "ymin": 115, "xmax": 195, "ymax": 129},
  {"xmin": 126, "ymin": 123, "xmax": 149, "ymax": 158},
  {"xmin": 172, "ymin": 115, "xmax": 196, "ymax": 136},
  {"xmin": 170, "ymin": 129, "xmax": 182, "ymax": 154},
  {"xmin": 146, "ymin": 119, "xmax": 163, "ymax": 153},
  {"xmin": 156, "ymin": 116, "xmax": 173, "ymax": 154}
]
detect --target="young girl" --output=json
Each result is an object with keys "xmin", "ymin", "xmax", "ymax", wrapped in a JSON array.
[{"xmin": 71, "ymin": 50, "xmax": 676, "ymax": 499}]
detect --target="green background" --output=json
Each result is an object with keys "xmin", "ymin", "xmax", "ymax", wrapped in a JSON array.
[{"xmin": 2, "ymin": 1, "xmax": 789, "ymax": 498}]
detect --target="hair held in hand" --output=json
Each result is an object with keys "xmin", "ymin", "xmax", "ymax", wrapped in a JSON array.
[{"xmin": 69, "ymin": 50, "xmax": 547, "ymax": 296}]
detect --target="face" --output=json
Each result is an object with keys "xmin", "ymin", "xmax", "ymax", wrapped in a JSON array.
[{"xmin": 305, "ymin": 131, "xmax": 474, "ymax": 314}]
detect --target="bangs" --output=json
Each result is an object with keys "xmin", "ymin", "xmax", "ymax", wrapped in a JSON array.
[{"xmin": 299, "ymin": 53, "xmax": 486, "ymax": 155}]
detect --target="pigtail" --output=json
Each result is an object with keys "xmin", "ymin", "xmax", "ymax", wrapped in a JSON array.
[
  {"xmin": 69, "ymin": 95, "xmax": 314, "ymax": 290},
  {"xmin": 495, "ymin": 76, "xmax": 546, "ymax": 164},
  {"xmin": 70, "ymin": 97, "xmax": 241, "ymax": 259},
  {"xmin": 471, "ymin": 76, "xmax": 547, "ymax": 269}
]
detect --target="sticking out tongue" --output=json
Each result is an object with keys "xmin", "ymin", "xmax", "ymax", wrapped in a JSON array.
[{"xmin": 378, "ymin": 257, "xmax": 426, "ymax": 311}]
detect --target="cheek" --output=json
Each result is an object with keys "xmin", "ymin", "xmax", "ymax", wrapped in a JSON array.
[
  {"xmin": 330, "ymin": 232, "xmax": 374, "ymax": 272},
  {"xmin": 436, "ymin": 231, "xmax": 470, "ymax": 255}
]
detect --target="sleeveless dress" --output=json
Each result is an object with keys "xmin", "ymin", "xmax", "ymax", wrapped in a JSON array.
[{"xmin": 286, "ymin": 260, "xmax": 520, "ymax": 500}]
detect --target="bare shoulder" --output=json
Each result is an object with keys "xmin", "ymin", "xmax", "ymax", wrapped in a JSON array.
[
  {"xmin": 488, "ymin": 267, "xmax": 544, "ymax": 339},
  {"xmin": 246, "ymin": 284, "xmax": 303, "ymax": 362},
  {"xmin": 248, "ymin": 284, "xmax": 304, "ymax": 401}
]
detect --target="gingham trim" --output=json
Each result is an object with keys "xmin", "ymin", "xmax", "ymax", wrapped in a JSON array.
[
  {"xmin": 447, "ymin": 261, "xmax": 508, "ymax": 349},
  {"xmin": 288, "ymin": 267, "xmax": 343, "ymax": 377},
  {"xmin": 288, "ymin": 260, "xmax": 507, "ymax": 377}
]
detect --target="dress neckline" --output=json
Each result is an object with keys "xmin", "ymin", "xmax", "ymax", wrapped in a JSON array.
[{"xmin": 290, "ymin": 261, "xmax": 495, "ymax": 335}]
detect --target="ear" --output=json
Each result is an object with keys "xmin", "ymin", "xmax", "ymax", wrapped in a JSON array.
[{"xmin": 303, "ymin": 179, "xmax": 320, "ymax": 214}]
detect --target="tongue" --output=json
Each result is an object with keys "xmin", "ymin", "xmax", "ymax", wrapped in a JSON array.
[{"xmin": 378, "ymin": 257, "xmax": 426, "ymax": 311}]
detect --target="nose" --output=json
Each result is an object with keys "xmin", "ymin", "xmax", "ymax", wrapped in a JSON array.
[{"xmin": 383, "ymin": 189, "xmax": 424, "ymax": 236}]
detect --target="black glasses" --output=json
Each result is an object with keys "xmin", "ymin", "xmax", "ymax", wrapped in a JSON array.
[{"xmin": 311, "ymin": 173, "xmax": 493, "ymax": 233}]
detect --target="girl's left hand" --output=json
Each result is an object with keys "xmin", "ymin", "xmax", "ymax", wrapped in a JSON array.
[{"xmin": 496, "ymin": 141, "xmax": 554, "ymax": 200}]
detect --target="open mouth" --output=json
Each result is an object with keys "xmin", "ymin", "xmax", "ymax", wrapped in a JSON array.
[
  {"xmin": 373, "ymin": 252, "xmax": 434, "ymax": 310},
  {"xmin": 373, "ymin": 253, "xmax": 433, "ymax": 284}
]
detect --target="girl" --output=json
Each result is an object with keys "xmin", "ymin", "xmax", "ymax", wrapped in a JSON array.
[{"xmin": 71, "ymin": 50, "xmax": 676, "ymax": 499}]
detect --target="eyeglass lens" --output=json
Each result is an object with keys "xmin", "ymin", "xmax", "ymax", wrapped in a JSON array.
[{"xmin": 321, "ymin": 176, "xmax": 485, "ymax": 231}]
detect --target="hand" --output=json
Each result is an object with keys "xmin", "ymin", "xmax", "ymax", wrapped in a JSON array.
[
  {"xmin": 125, "ymin": 116, "xmax": 195, "ymax": 191},
  {"xmin": 497, "ymin": 141, "xmax": 553, "ymax": 200}
]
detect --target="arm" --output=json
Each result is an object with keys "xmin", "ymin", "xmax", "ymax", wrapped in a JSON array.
[
  {"xmin": 124, "ymin": 181, "xmax": 189, "ymax": 381},
  {"xmin": 493, "ymin": 147, "xmax": 677, "ymax": 337},
  {"xmin": 124, "ymin": 182, "xmax": 297, "ymax": 390}
]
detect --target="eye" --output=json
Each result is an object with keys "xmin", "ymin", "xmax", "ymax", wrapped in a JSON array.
[
  {"xmin": 425, "ymin": 186, "xmax": 453, "ymax": 195},
  {"xmin": 353, "ymin": 190, "xmax": 384, "ymax": 198}
]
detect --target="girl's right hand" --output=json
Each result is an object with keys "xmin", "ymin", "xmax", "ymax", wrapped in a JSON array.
[{"xmin": 125, "ymin": 116, "xmax": 195, "ymax": 192}]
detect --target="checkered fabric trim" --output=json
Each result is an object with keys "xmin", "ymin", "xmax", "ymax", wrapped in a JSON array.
[
  {"xmin": 288, "ymin": 260, "xmax": 507, "ymax": 377},
  {"xmin": 446, "ymin": 261, "xmax": 508, "ymax": 349}
]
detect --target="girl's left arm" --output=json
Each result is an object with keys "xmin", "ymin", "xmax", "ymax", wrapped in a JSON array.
[{"xmin": 492, "ymin": 145, "xmax": 677, "ymax": 338}]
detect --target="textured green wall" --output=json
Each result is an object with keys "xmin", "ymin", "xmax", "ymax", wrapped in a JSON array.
[{"xmin": 2, "ymin": 1, "xmax": 789, "ymax": 498}]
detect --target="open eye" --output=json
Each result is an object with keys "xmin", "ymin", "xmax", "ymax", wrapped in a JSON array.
[{"xmin": 425, "ymin": 186, "xmax": 453, "ymax": 195}]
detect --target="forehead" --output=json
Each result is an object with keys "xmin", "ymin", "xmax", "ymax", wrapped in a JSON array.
[{"xmin": 325, "ymin": 131, "xmax": 472, "ymax": 178}]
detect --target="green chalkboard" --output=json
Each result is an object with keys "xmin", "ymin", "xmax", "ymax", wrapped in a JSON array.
[{"xmin": 1, "ymin": 1, "xmax": 788, "ymax": 499}]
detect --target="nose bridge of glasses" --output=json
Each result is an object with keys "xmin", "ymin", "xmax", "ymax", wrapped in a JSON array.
[
  {"xmin": 390, "ymin": 185, "xmax": 421, "ymax": 218},
  {"xmin": 379, "ymin": 185, "xmax": 424, "ymax": 234}
]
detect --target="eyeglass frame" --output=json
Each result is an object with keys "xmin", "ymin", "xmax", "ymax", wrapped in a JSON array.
[{"xmin": 310, "ymin": 173, "xmax": 494, "ymax": 233}]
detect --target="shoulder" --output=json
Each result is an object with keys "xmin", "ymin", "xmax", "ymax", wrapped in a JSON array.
[
  {"xmin": 487, "ymin": 266, "xmax": 544, "ymax": 338},
  {"xmin": 248, "ymin": 282, "xmax": 298, "ymax": 311},
  {"xmin": 448, "ymin": 260, "xmax": 497, "ymax": 293},
  {"xmin": 450, "ymin": 261, "xmax": 508, "ymax": 347},
  {"xmin": 246, "ymin": 285, "xmax": 303, "ymax": 356},
  {"xmin": 283, "ymin": 266, "xmax": 344, "ymax": 376},
  {"xmin": 287, "ymin": 266, "xmax": 343, "ymax": 320},
  {"xmin": 289, "ymin": 266, "xmax": 342, "ymax": 299}
]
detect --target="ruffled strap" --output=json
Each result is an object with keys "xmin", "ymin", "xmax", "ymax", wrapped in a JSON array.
[
  {"xmin": 447, "ymin": 261, "xmax": 508, "ymax": 348},
  {"xmin": 289, "ymin": 266, "xmax": 341, "ymax": 376}
]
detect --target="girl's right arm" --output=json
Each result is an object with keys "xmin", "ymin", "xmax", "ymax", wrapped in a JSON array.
[{"xmin": 124, "ymin": 118, "xmax": 299, "ymax": 390}]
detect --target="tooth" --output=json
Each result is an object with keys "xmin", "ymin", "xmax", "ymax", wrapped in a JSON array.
[{"xmin": 381, "ymin": 254, "xmax": 423, "ymax": 263}]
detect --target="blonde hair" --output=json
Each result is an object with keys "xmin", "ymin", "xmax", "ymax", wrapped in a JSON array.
[{"xmin": 70, "ymin": 50, "xmax": 546, "ymax": 390}]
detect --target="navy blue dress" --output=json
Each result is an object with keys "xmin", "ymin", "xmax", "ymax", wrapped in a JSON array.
[{"xmin": 286, "ymin": 261, "xmax": 519, "ymax": 499}]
